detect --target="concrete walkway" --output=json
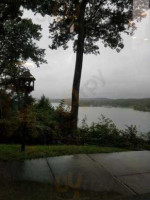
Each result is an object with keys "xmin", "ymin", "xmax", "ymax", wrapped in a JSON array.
[{"xmin": 1, "ymin": 151, "xmax": 150, "ymax": 197}]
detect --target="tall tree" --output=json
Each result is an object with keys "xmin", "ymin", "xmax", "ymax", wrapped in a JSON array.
[{"xmin": 46, "ymin": 0, "xmax": 149, "ymax": 131}]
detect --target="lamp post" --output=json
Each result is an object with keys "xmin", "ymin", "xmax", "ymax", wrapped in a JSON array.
[{"xmin": 18, "ymin": 70, "xmax": 35, "ymax": 152}]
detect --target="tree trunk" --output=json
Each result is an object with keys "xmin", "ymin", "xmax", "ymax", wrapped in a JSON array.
[
  {"xmin": 21, "ymin": 92, "xmax": 28, "ymax": 152},
  {"xmin": 0, "ymin": 100, "xmax": 2, "ymax": 119},
  {"xmin": 71, "ymin": 0, "xmax": 87, "ymax": 132}
]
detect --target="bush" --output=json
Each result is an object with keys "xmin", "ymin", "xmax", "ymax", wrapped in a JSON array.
[
  {"xmin": 0, "ymin": 118, "xmax": 19, "ymax": 143},
  {"xmin": 78, "ymin": 115, "xmax": 146, "ymax": 148},
  {"xmin": 55, "ymin": 100, "xmax": 72, "ymax": 138}
]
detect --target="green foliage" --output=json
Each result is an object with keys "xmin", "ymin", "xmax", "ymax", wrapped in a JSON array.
[
  {"xmin": 78, "ymin": 115, "xmax": 146, "ymax": 148},
  {"xmin": 36, "ymin": 95, "xmax": 53, "ymax": 110},
  {"xmin": 47, "ymin": 0, "xmax": 147, "ymax": 54},
  {"xmin": 0, "ymin": 2, "xmax": 46, "ymax": 79},
  {"xmin": 0, "ymin": 90, "xmax": 12, "ymax": 119},
  {"xmin": 78, "ymin": 116, "xmax": 89, "ymax": 144},
  {"xmin": 34, "ymin": 96, "xmax": 57, "ymax": 144},
  {"xmin": 55, "ymin": 100, "xmax": 71, "ymax": 138},
  {"xmin": 18, "ymin": 106, "xmax": 37, "ymax": 141},
  {"xmin": 0, "ymin": 118, "xmax": 19, "ymax": 142},
  {"xmin": 78, "ymin": 115, "xmax": 119, "ymax": 145},
  {"xmin": 1, "ymin": 19, "xmax": 46, "ymax": 67},
  {"xmin": 0, "ymin": 94, "xmax": 148, "ymax": 148},
  {"xmin": 0, "ymin": 90, "xmax": 19, "ymax": 141}
]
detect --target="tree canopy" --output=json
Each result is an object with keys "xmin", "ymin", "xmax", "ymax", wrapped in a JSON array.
[
  {"xmin": 48, "ymin": 0, "xmax": 148, "ymax": 53},
  {"xmin": 0, "ymin": 2, "xmax": 46, "ymax": 78}
]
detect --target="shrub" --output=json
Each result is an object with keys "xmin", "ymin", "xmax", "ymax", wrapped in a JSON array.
[
  {"xmin": 0, "ymin": 118, "xmax": 19, "ymax": 143},
  {"xmin": 78, "ymin": 115, "xmax": 146, "ymax": 148}
]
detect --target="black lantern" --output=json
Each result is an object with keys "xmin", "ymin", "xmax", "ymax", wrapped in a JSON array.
[{"xmin": 18, "ymin": 71, "xmax": 36, "ymax": 93}]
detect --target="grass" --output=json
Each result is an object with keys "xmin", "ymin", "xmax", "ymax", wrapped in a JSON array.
[
  {"xmin": 0, "ymin": 181, "xmax": 123, "ymax": 200},
  {"xmin": 0, "ymin": 144, "xmax": 128, "ymax": 161}
]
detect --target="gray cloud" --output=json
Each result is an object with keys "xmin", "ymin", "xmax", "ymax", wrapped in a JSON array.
[{"xmin": 23, "ymin": 10, "xmax": 150, "ymax": 99}]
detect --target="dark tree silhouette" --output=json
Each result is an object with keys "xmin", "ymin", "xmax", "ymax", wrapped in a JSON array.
[{"xmin": 0, "ymin": 3, "xmax": 46, "ymax": 77}]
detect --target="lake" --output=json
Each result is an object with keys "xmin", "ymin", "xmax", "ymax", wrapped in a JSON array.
[{"xmin": 52, "ymin": 103, "xmax": 150, "ymax": 133}]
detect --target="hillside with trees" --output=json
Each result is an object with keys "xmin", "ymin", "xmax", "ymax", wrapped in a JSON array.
[
  {"xmin": 78, "ymin": 98, "xmax": 150, "ymax": 111},
  {"xmin": 51, "ymin": 98, "xmax": 150, "ymax": 112}
]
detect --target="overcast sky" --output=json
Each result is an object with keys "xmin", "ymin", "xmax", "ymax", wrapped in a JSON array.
[{"xmin": 23, "ymin": 9, "xmax": 150, "ymax": 99}]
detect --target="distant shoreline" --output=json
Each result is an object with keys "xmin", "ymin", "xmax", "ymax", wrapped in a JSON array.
[{"xmin": 50, "ymin": 98, "xmax": 150, "ymax": 112}]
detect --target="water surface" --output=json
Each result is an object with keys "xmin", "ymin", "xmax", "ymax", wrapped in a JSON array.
[{"xmin": 52, "ymin": 103, "xmax": 150, "ymax": 133}]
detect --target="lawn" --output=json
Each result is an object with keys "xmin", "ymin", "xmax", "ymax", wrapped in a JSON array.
[{"xmin": 0, "ymin": 144, "xmax": 128, "ymax": 161}]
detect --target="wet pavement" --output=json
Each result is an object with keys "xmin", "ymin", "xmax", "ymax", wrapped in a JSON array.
[
  {"xmin": 0, "ymin": 159, "xmax": 53, "ymax": 184},
  {"xmin": 47, "ymin": 154, "xmax": 132, "ymax": 195},
  {"xmin": 89, "ymin": 151, "xmax": 150, "ymax": 195},
  {"xmin": 0, "ymin": 151, "xmax": 150, "ymax": 197}
]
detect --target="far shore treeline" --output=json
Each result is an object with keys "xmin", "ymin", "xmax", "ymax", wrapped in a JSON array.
[{"xmin": 50, "ymin": 98, "xmax": 150, "ymax": 112}]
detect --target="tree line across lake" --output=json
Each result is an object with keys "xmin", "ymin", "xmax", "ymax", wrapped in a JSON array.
[{"xmin": 51, "ymin": 98, "xmax": 150, "ymax": 112}]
